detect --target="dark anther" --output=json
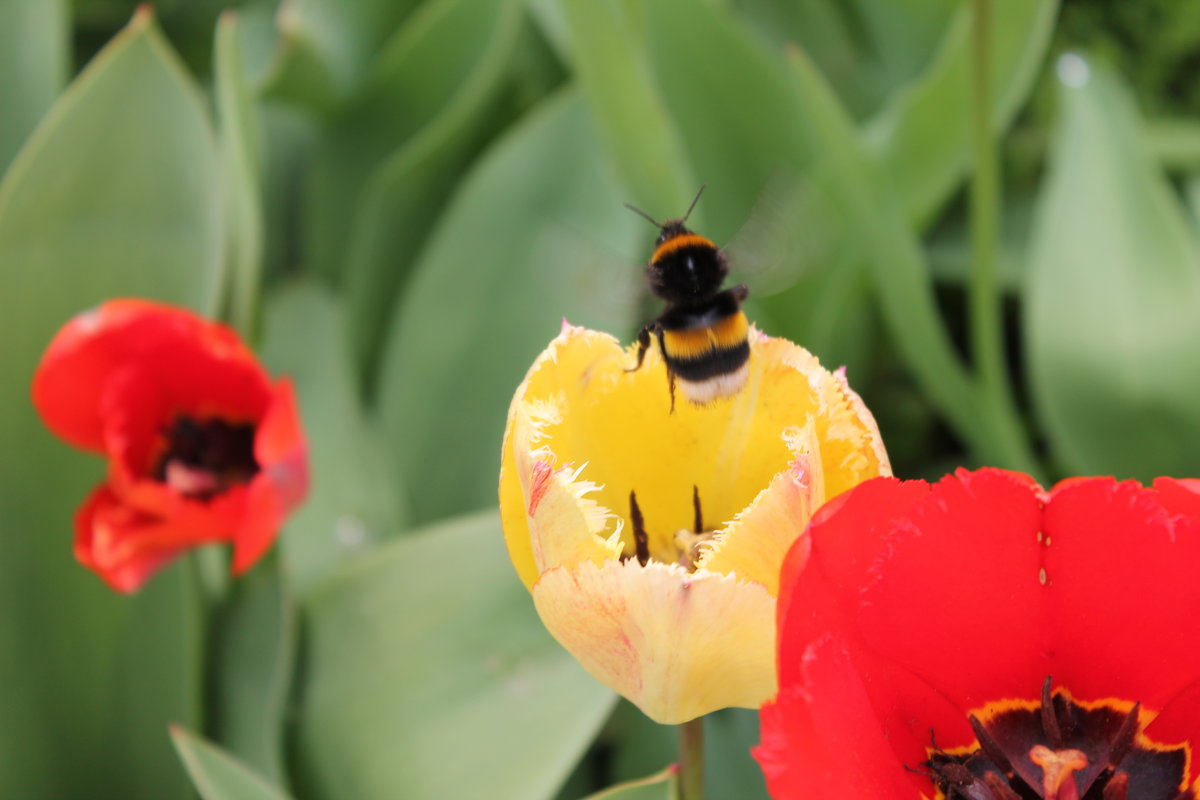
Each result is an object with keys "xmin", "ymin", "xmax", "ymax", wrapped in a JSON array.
[
  {"xmin": 934, "ymin": 761, "xmax": 975, "ymax": 790},
  {"xmin": 1041, "ymin": 675, "xmax": 1064, "ymax": 748},
  {"xmin": 154, "ymin": 416, "xmax": 259, "ymax": 499},
  {"xmin": 692, "ymin": 485, "xmax": 703, "ymax": 533},
  {"xmin": 629, "ymin": 491, "xmax": 649, "ymax": 566},
  {"xmin": 968, "ymin": 714, "xmax": 1013, "ymax": 774},
  {"xmin": 1053, "ymin": 691, "xmax": 1078, "ymax": 741},
  {"xmin": 983, "ymin": 771, "xmax": 1022, "ymax": 800},
  {"xmin": 1102, "ymin": 772, "xmax": 1129, "ymax": 800},
  {"xmin": 1106, "ymin": 703, "xmax": 1140, "ymax": 769}
]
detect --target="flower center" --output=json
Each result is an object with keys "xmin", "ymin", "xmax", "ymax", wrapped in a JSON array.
[
  {"xmin": 153, "ymin": 416, "xmax": 259, "ymax": 500},
  {"xmin": 626, "ymin": 486, "xmax": 717, "ymax": 570},
  {"xmin": 919, "ymin": 677, "xmax": 1192, "ymax": 800}
]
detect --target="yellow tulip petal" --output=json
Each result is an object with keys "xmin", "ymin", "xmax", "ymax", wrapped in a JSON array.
[
  {"xmin": 532, "ymin": 559, "xmax": 777, "ymax": 724},
  {"xmin": 696, "ymin": 449, "xmax": 819, "ymax": 596},
  {"xmin": 499, "ymin": 321, "xmax": 889, "ymax": 723}
]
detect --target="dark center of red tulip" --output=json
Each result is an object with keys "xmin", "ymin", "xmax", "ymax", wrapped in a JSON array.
[
  {"xmin": 153, "ymin": 416, "xmax": 259, "ymax": 500},
  {"xmin": 919, "ymin": 677, "xmax": 1192, "ymax": 800}
]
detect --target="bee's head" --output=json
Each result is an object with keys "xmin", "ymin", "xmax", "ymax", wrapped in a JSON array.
[
  {"xmin": 655, "ymin": 220, "xmax": 692, "ymax": 246},
  {"xmin": 624, "ymin": 185, "xmax": 707, "ymax": 247}
]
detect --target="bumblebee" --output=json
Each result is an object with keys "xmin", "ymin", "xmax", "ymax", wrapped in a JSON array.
[{"xmin": 627, "ymin": 186, "xmax": 750, "ymax": 409}]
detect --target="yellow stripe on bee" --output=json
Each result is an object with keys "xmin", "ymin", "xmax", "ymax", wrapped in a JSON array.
[
  {"xmin": 662, "ymin": 312, "xmax": 748, "ymax": 360},
  {"xmin": 651, "ymin": 233, "xmax": 716, "ymax": 265}
]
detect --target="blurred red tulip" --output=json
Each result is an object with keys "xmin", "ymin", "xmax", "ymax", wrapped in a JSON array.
[{"xmin": 32, "ymin": 300, "xmax": 308, "ymax": 592}]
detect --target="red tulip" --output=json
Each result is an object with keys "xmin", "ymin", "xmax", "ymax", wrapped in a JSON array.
[
  {"xmin": 756, "ymin": 467, "xmax": 1200, "ymax": 800},
  {"xmin": 32, "ymin": 300, "xmax": 308, "ymax": 592}
]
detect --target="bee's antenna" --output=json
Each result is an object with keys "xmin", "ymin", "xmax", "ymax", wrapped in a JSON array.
[
  {"xmin": 623, "ymin": 202, "xmax": 662, "ymax": 229},
  {"xmin": 682, "ymin": 184, "xmax": 706, "ymax": 222}
]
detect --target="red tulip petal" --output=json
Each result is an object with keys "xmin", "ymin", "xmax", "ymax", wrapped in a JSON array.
[
  {"xmin": 33, "ymin": 300, "xmax": 270, "ymax": 455},
  {"xmin": 851, "ymin": 469, "xmax": 1048, "ymax": 712},
  {"xmin": 231, "ymin": 380, "xmax": 308, "ymax": 574},
  {"xmin": 776, "ymin": 476, "xmax": 930, "ymax": 686},
  {"xmin": 1144, "ymin": 675, "xmax": 1200, "ymax": 784},
  {"xmin": 780, "ymin": 469, "xmax": 1049, "ymax": 754},
  {"xmin": 755, "ymin": 634, "xmax": 930, "ymax": 800},
  {"xmin": 74, "ymin": 484, "xmax": 219, "ymax": 592},
  {"xmin": 1043, "ymin": 477, "xmax": 1200, "ymax": 709}
]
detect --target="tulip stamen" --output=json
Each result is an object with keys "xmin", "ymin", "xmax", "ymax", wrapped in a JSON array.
[
  {"xmin": 917, "ymin": 677, "xmax": 1191, "ymax": 800},
  {"xmin": 155, "ymin": 416, "xmax": 259, "ymax": 501},
  {"xmin": 628, "ymin": 490, "xmax": 650, "ymax": 566},
  {"xmin": 625, "ymin": 487, "xmax": 718, "ymax": 570},
  {"xmin": 676, "ymin": 486, "xmax": 720, "ymax": 571}
]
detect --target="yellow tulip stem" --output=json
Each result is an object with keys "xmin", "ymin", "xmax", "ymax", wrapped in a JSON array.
[{"xmin": 677, "ymin": 717, "xmax": 704, "ymax": 800}]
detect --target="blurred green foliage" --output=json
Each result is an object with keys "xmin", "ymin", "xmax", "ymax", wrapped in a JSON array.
[{"xmin": 2, "ymin": 0, "xmax": 1200, "ymax": 797}]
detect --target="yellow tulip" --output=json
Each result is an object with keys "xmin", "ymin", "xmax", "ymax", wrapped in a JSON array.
[{"xmin": 499, "ymin": 322, "xmax": 889, "ymax": 723}]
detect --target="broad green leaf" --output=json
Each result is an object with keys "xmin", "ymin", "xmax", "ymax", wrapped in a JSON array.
[
  {"xmin": 780, "ymin": 48, "xmax": 1036, "ymax": 472},
  {"xmin": 865, "ymin": 0, "xmax": 1058, "ymax": 227},
  {"xmin": 343, "ymin": 2, "xmax": 531, "ymax": 385},
  {"xmin": 1027, "ymin": 60, "xmax": 1200, "ymax": 480},
  {"xmin": 215, "ymin": 10, "xmax": 265, "ymax": 336},
  {"xmin": 637, "ymin": 0, "xmax": 874, "ymax": 372},
  {"xmin": 703, "ymin": 708, "xmax": 771, "ymax": 799},
  {"xmin": 294, "ymin": 510, "xmax": 618, "ymax": 800},
  {"xmin": 374, "ymin": 90, "xmax": 641, "ymax": 524},
  {"xmin": 560, "ymin": 0, "xmax": 696, "ymax": 216},
  {"xmin": 209, "ymin": 566, "xmax": 294, "ymax": 786},
  {"xmin": 732, "ymin": 0, "xmax": 957, "ymax": 121},
  {"xmin": 609, "ymin": 704, "xmax": 768, "ymax": 800},
  {"xmin": 260, "ymin": 282, "xmax": 406, "ymax": 595},
  {"xmin": 171, "ymin": 727, "xmax": 296, "ymax": 800},
  {"xmin": 728, "ymin": 0, "xmax": 870, "ymax": 116},
  {"xmin": 0, "ymin": 0, "xmax": 68, "ymax": 173},
  {"xmin": 304, "ymin": 0, "xmax": 517, "ymax": 283},
  {"xmin": 0, "ymin": 9, "xmax": 219, "ymax": 798},
  {"xmin": 582, "ymin": 765, "xmax": 677, "ymax": 800},
  {"xmin": 260, "ymin": 0, "xmax": 423, "ymax": 110}
]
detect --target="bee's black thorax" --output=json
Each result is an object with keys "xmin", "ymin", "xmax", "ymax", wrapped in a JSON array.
[{"xmin": 646, "ymin": 223, "xmax": 728, "ymax": 303}]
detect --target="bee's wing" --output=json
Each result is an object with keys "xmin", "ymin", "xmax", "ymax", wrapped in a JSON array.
[
  {"xmin": 531, "ymin": 221, "xmax": 645, "ymax": 331},
  {"xmin": 723, "ymin": 172, "xmax": 857, "ymax": 297}
]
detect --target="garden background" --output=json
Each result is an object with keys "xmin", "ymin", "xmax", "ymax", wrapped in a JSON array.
[{"xmin": 3, "ymin": 0, "xmax": 1200, "ymax": 797}]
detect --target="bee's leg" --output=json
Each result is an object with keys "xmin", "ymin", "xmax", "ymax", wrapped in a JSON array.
[
  {"xmin": 657, "ymin": 328, "xmax": 676, "ymax": 413},
  {"xmin": 730, "ymin": 283, "xmax": 749, "ymax": 302},
  {"xmin": 627, "ymin": 324, "xmax": 654, "ymax": 372}
]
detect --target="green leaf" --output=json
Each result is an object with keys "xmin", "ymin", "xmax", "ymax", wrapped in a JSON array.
[
  {"xmin": 215, "ymin": 10, "xmax": 265, "ymax": 336},
  {"xmin": 637, "ymin": 0, "xmax": 875, "ymax": 372},
  {"xmin": 582, "ymin": 765, "xmax": 677, "ymax": 800},
  {"xmin": 294, "ymin": 509, "xmax": 618, "ymax": 800},
  {"xmin": 171, "ymin": 726, "xmax": 296, "ymax": 800},
  {"xmin": 865, "ymin": 0, "xmax": 1058, "ymax": 227},
  {"xmin": 260, "ymin": 0, "xmax": 424, "ymax": 110},
  {"xmin": 0, "ymin": 0, "xmax": 69, "ymax": 173},
  {"xmin": 209, "ymin": 566, "xmax": 295, "ymax": 786},
  {"xmin": 374, "ymin": 89, "xmax": 641, "ymax": 524},
  {"xmin": 781, "ymin": 48, "xmax": 1036, "ymax": 473},
  {"xmin": 608, "ymin": 704, "xmax": 768, "ymax": 800},
  {"xmin": 260, "ymin": 282, "xmax": 406, "ymax": 595},
  {"xmin": 0, "ymin": 9, "xmax": 220, "ymax": 797},
  {"xmin": 1027, "ymin": 60, "xmax": 1200, "ymax": 480},
  {"xmin": 303, "ymin": 0, "xmax": 518, "ymax": 282},
  {"xmin": 560, "ymin": 0, "xmax": 696, "ymax": 216},
  {"xmin": 341, "ymin": 0, "xmax": 526, "ymax": 385}
]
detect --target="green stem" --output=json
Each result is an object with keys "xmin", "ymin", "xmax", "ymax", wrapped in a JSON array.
[
  {"xmin": 677, "ymin": 717, "xmax": 704, "ymax": 800},
  {"xmin": 969, "ymin": 0, "xmax": 1041, "ymax": 478}
]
